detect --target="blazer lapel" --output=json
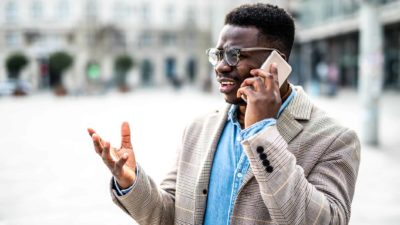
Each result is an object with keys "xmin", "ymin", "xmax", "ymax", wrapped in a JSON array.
[
  {"xmin": 193, "ymin": 104, "xmax": 230, "ymax": 225},
  {"xmin": 278, "ymin": 86, "xmax": 313, "ymax": 143}
]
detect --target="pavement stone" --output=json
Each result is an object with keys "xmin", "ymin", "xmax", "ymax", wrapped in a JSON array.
[{"xmin": 0, "ymin": 87, "xmax": 399, "ymax": 225}]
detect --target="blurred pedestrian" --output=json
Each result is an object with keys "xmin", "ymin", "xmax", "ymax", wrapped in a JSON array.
[
  {"xmin": 327, "ymin": 62, "xmax": 339, "ymax": 96},
  {"xmin": 88, "ymin": 3, "xmax": 360, "ymax": 225},
  {"xmin": 316, "ymin": 60, "xmax": 329, "ymax": 95}
]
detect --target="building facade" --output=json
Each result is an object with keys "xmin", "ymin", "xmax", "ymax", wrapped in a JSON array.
[
  {"xmin": 0, "ymin": 0, "xmax": 217, "ymax": 93},
  {"xmin": 290, "ymin": 0, "xmax": 400, "ymax": 93},
  {"xmin": 4, "ymin": 0, "xmax": 397, "ymax": 95}
]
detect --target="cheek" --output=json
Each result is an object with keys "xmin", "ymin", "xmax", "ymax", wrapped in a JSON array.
[{"xmin": 236, "ymin": 64, "xmax": 256, "ymax": 80}]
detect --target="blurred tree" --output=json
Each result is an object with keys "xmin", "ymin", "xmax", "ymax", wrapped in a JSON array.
[
  {"xmin": 114, "ymin": 54, "xmax": 134, "ymax": 92},
  {"xmin": 49, "ymin": 51, "xmax": 73, "ymax": 95},
  {"xmin": 5, "ymin": 52, "xmax": 29, "ymax": 79}
]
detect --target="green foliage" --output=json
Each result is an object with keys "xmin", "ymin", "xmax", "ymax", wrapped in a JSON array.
[
  {"xmin": 5, "ymin": 52, "xmax": 29, "ymax": 79},
  {"xmin": 114, "ymin": 54, "xmax": 134, "ymax": 72},
  {"xmin": 49, "ymin": 51, "xmax": 73, "ymax": 74}
]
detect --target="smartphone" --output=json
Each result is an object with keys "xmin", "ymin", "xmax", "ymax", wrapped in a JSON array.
[{"xmin": 241, "ymin": 50, "xmax": 292, "ymax": 102}]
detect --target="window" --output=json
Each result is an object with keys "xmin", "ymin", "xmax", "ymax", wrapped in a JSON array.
[
  {"xmin": 186, "ymin": 6, "xmax": 196, "ymax": 24},
  {"xmin": 141, "ymin": 4, "xmax": 150, "ymax": 23},
  {"xmin": 31, "ymin": 0, "xmax": 43, "ymax": 20},
  {"xmin": 5, "ymin": 1, "xmax": 18, "ymax": 23},
  {"xmin": 113, "ymin": 2, "xmax": 128, "ymax": 21},
  {"xmin": 165, "ymin": 4, "xmax": 174, "ymax": 23},
  {"xmin": 139, "ymin": 33, "xmax": 152, "ymax": 47},
  {"xmin": 57, "ymin": 0, "xmax": 70, "ymax": 19},
  {"xmin": 86, "ymin": 0, "xmax": 98, "ymax": 20},
  {"xmin": 6, "ymin": 32, "xmax": 20, "ymax": 47},
  {"xmin": 25, "ymin": 32, "xmax": 40, "ymax": 45},
  {"xmin": 161, "ymin": 33, "xmax": 177, "ymax": 46}
]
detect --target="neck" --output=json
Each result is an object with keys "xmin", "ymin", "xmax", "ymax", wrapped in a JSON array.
[{"xmin": 238, "ymin": 83, "xmax": 291, "ymax": 128}]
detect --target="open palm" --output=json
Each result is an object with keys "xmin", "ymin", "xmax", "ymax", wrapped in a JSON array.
[{"xmin": 88, "ymin": 122, "xmax": 137, "ymax": 189}]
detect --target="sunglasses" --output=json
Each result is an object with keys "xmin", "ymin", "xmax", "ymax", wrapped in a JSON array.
[{"xmin": 206, "ymin": 47, "xmax": 284, "ymax": 67}]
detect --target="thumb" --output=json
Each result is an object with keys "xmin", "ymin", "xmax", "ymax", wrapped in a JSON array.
[{"xmin": 121, "ymin": 121, "xmax": 132, "ymax": 148}]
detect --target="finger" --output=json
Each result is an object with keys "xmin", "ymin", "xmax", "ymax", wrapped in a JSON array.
[
  {"xmin": 98, "ymin": 135, "xmax": 107, "ymax": 147},
  {"xmin": 102, "ymin": 141, "xmax": 115, "ymax": 164},
  {"xmin": 87, "ymin": 128, "xmax": 96, "ymax": 137},
  {"xmin": 88, "ymin": 128, "xmax": 107, "ymax": 147},
  {"xmin": 116, "ymin": 153, "xmax": 129, "ymax": 170},
  {"xmin": 240, "ymin": 77, "xmax": 265, "ymax": 91},
  {"xmin": 267, "ymin": 63, "xmax": 280, "ymax": 89},
  {"xmin": 91, "ymin": 134, "xmax": 103, "ymax": 155},
  {"xmin": 237, "ymin": 86, "xmax": 256, "ymax": 100},
  {"xmin": 250, "ymin": 69, "xmax": 273, "ymax": 88},
  {"xmin": 121, "ymin": 122, "xmax": 132, "ymax": 148}
]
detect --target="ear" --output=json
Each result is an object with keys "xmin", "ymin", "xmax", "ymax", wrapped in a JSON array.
[{"xmin": 281, "ymin": 53, "xmax": 288, "ymax": 61}]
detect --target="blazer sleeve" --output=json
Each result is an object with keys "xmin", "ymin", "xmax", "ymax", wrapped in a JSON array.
[
  {"xmin": 109, "ymin": 128, "xmax": 185, "ymax": 225},
  {"xmin": 110, "ymin": 161, "xmax": 177, "ymax": 225},
  {"xmin": 241, "ymin": 125, "xmax": 361, "ymax": 225}
]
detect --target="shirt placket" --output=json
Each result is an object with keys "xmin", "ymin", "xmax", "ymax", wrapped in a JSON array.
[{"xmin": 227, "ymin": 122, "xmax": 250, "ymax": 225}]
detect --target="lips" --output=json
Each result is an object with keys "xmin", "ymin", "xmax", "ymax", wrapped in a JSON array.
[{"xmin": 218, "ymin": 78, "xmax": 237, "ymax": 94}]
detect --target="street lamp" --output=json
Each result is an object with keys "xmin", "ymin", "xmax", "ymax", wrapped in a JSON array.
[{"xmin": 358, "ymin": 0, "xmax": 384, "ymax": 146}]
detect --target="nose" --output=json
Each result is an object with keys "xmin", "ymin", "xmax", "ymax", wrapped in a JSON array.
[{"xmin": 214, "ymin": 58, "xmax": 233, "ymax": 74}]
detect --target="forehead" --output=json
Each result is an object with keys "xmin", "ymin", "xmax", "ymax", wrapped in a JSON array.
[{"xmin": 216, "ymin": 25, "xmax": 260, "ymax": 49}]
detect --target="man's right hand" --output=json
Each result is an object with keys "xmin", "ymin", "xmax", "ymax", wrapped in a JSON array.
[{"xmin": 87, "ymin": 122, "xmax": 137, "ymax": 189}]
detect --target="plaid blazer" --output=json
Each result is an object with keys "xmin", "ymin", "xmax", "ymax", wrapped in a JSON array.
[{"xmin": 111, "ymin": 86, "xmax": 361, "ymax": 225}]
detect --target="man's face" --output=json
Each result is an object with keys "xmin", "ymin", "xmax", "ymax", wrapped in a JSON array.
[{"xmin": 214, "ymin": 25, "xmax": 270, "ymax": 105}]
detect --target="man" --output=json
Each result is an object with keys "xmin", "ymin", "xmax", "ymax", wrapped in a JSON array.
[{"xmin": 88, "ymin": 3, "xmax": 360, "ymax": 225}]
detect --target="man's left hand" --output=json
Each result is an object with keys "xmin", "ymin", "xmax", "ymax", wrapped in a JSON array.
[{"xmin": 237, "ymin": 63, "xmax": 282, "ymax": 129}]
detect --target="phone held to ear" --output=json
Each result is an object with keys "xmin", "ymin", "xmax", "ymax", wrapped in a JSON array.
[{"xmin": 241, "ymin": 50, "xmax": 292, "ymax": 102}]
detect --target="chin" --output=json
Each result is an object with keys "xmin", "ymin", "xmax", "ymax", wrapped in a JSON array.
[{"xmin": 224, "ymin": 95, "xmax": 246, "ymax": 105}]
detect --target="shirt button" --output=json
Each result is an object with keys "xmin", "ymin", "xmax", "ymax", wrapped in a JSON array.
[
  {"xmin": 203, "ymin": 189, "xmax": 208, "ymax": 195},
  {"xmin": 236, "ymin": 136, "xmax": 241, "ymax": 142},
  {"xmin": 237, "ymin": 173, "xmax": 243, "ymax": 178}
]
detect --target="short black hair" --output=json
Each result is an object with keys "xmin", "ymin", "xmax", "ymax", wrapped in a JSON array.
[{"xmin": 225, "ymin": 3, "xmax": 295, "ymax": 59}]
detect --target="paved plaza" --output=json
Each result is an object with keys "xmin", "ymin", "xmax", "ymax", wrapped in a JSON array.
[{"xmin": 0, "ymin": 87, "xmax": 399, "ymax": 225}]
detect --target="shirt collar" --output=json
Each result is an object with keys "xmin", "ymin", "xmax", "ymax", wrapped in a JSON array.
[{"xmin": 227, "ymin": 104, "xmax": 239, "ymax": 123}]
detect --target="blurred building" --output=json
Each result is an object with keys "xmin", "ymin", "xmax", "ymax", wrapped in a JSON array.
[
  {"xmin": 290, "ymin": 0, "xmax": 400, "ymax": 93},
  {"xmin": 3, "ymin": 0, "xmax": 398, "ymax": 94},
  {"xmin": 0, "ymin": 0, "xmax": 216, "ymax": 93}
]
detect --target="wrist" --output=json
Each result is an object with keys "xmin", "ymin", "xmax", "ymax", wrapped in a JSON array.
[
  {"xmin": 115, "ymin": 171, "xmax": 136, "ymax": 189},
  {"xmin": 246, "ymin": 115, "xmax": 275, "ymax": 129}
]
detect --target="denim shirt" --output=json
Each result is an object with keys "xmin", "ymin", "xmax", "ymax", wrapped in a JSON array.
[{"xmin": 203, "ymin": 89, "xmax": 296, "ymax": 225}]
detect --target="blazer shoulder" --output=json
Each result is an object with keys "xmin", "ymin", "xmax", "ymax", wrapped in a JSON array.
[
  {"xmin": 308, "ymin": 104, "xmax": 349, "ymax": 134},
  {"xmin": 184, "ymin": 104, "xmax": 229, "ymax": 132},
  {"xmin": 303, "ymin": 103, "xmax": 360, "ymax": 152}
]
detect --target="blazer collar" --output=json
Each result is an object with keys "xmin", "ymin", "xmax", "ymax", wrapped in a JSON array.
[
  {"xmin": 284, "ymin": 85, "xmax": 313, "ymax": 121},
  {"xmin": 277, "ymin": 85, "xmax": 312, "ymax": 143},
  {"xmin": 194, "ymin": 104, "xmax": 230, "ymax": 225}
]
